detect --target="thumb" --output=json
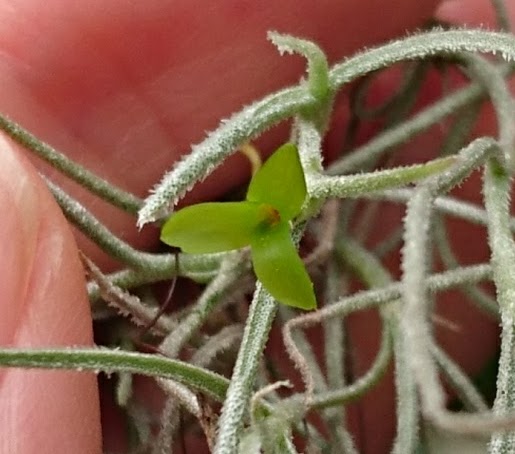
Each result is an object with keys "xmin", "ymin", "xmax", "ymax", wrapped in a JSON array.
[{"xmin": 0, "ymin": 134, "xmax": 101, "ymax": 453}]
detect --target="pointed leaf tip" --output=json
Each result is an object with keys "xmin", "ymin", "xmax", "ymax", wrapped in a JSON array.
[
  {"xmin": 246, "ymin": 143, "xmax": 307, "ymax": 221},
  {"xmin": 251, "ymin": 222, "xmax": 316, "ymax": 310}
]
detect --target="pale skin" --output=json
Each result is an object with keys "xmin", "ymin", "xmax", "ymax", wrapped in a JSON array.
[{"xmin": 0, "ymin": 0, "xmax": 510, "ymax": 452}]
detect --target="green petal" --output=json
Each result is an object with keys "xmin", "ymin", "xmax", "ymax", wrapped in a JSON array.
[
  {"xmin": 160, "ymin": 202, "xmax": 261, "ymax": 254},
  {"xmin": 251, "ymin": 222, "xmax": 316, "ymax": 310},
  {"xmin": 246, "ymin": 143, "xmax": 307, "ymax": 221}
]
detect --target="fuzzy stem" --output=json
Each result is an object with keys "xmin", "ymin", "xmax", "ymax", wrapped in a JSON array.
[
  {"xmin": 268, "ymin": 31, "xmax": 331, "ymax": 119},
  {"xmin": 159, "ymin": 253, "xmax": 248, "ymax": 357},
  {"xmin": 366, "ymin": 187, "xmax": 515, "ymax": 234},
  {"xmin": 309, "ymin": 156, "xmax": 455, "ymax": 201},
  {"xmin": 328, "ymin": 62, "xmax": 512, "ymax": 175},
  {"xmin": 433, "ymin": 214, "xmax": 499, "ymax": 318},
  {"xmin": 432, "ymin": 345, "xmax": 488, "ymax": 412},
  {"xmin": 213, "ymin": 284, "xmax": 277, "ymax": 454},
  {"xmin": 483, "ymin": 161, "xmax": 515, "ymax": 452},
  {"xmin": 462, "ymin": 54, "xmax": 515, "ymax": 170},
  {"xmin": 338, "ymin": 238, "xmax": 419, "ymax": 453},
  {"xmin": 45, "ymin": 176, "xmax": 223, "ymax": 279},
  {"xmin": 0, "ymin": 114, "xmax": 143, "ymax": 214},
  {"xmin": 87, "ymin": 256, "xmax": 223, "ymax": 301},
  {"xmin": 329, "ymin": 29, "xmax": 515, "ymax": 89},
  {"xmin": 137, "ymin": 85, "xmax": 314, "ymax": 227},
  {"xmin": 308, "ymin": 325, "xmax": 392, "ymax": 409},
  {"xmin": 0, "ymin": 348, "xmax": 229, "ymax": 401},
  {"xmin": 400, "ymin": 140, "xmax": 503, "ymax": 435}
]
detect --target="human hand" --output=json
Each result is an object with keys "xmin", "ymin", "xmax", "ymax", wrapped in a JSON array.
[{"xmin": 0, "ymin": 0, "xmax": 508, "ymax": 452}]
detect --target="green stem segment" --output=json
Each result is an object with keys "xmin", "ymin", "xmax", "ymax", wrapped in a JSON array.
[
  {"xmin": 483, "ymin": 162, "xmax": 515, "ymax": 453},
  {"xmin": 0, "ymin": 348, "xmax": 229, "ymax": 401},
  {"xmin": 214, "ymin": 285, "xmax": 277, "ymax": 454},
  {"xmin": 0, "ymin": 114, "xmax": 143, "ymax": 214}
]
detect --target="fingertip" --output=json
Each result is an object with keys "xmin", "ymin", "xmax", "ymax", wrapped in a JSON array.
[{"xmin": 0, "ymin": 135, "xmax": 101, "ymax": 453}]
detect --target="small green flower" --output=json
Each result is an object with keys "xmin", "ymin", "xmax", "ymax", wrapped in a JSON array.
[{"xmin": 160, "ymin": 143, "xmax": 316, "ymax": 310}]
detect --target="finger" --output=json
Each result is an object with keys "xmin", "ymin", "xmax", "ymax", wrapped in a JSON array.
[
  {"xmin": 0, "ymin": 135, "xmax": 101, "ymax": 453},
  {"xmin": 0, "ymin": 0, "xmax": 440, "ymax": 266},
  {"xmin": 436, "ymin": 0, "xmax": 515, "ymax": 27}
]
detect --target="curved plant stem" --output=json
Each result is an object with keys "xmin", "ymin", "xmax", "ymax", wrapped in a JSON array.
[
  {"xmin": 0, "ymin": 113, "xmax": 143, "ymax": 214},
  {"xmin": 433, "ymin": 215, "xmax": 499, "ymax": 318},
  {"xmin": 329, "ymin": 30, "xmax": 515, "ymax": 89},
  {"xmin": 0, "ymin": 348, "xmax": 229, "ymax": 401},
  {"xmin": 191, "ymin": 325, "xmax": 244, "ymax": 367},
  {"xmin": 366, "ymin": 187, "xmax": 515, "ymax": 233},
  {"xmin": 45, "ymin": 176, "xmax": 223, "ymax": 279},
  {"xmin": 138, "ymin": 32, "xmax": 333, "ymax": 227},
  {"xmin": 328, "ymin": 61, "xmax": 513, "ymax": 175},
  {"xmin": 338, "ymin": 237, "xmax": 419, "ymax": 453},
  {"xmin": 461, "ymin": 54, "xmax": 515, "ymax": 169},
  {"xmin": 268, "ymin": 32, "xmax": 332, "ymax": 128},
  {"xmin": 213, "ymin": 284, "xmax": 277, "ymax": 454},
  {"xmin": 400, "ymin": 139, "xmax": 511, "ymax": 436},
  {"xmin": 432, "ymin": 345, "xmax": 489, "ymax": 412},
  {"xmin": 137, "ymin": 85, "xmax": 314, "ymax": 227},
  {"xmin": 159, "ymin": 252, "xmax": 248, "ymax": 357},
  {"xmin": 309, "ymin": 156, "xmax": 455, "ymax": 201},
  {"xmin": 87, "ymin": 256, "xmax": 223, "ymax": 301},
  {"xmin": 308, "ymin": 324, "xmax": 392, "ymax": 409},
  {"xmin": 484, "ymin": 161, "xmax": 515, "ymax": 453}
]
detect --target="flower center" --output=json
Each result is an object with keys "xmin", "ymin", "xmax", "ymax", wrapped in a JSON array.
[{"xmin": 257, "ymin": 203, "xmax": 281, "ymax": 229}]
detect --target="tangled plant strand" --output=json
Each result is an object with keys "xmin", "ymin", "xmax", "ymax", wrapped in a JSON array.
[{"xmin": 3, "ymin": 20, "xmax": 515, "ymax": 454}]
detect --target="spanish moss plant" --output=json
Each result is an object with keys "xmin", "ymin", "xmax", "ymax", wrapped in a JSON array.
[{"xmin": 4, "ymin": 4, "xmax": 515, "ymax": 453}]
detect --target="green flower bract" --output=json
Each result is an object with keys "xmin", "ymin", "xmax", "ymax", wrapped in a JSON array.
[{"xmin": 160, "ymin": 143, "xmax": 316, "ymax": 310}]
